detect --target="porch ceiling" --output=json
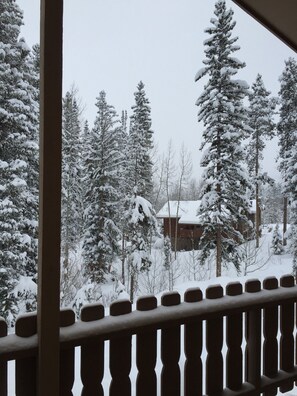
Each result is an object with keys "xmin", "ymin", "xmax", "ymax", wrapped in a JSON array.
[{"xmin": 231, "ymin": 0, "xmax": 297, "ymax": 53}]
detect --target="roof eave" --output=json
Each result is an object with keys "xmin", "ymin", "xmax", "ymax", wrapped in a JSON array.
[{"xmin": 231, "ymin": 0, "xmax": 297, "ymax": 53}]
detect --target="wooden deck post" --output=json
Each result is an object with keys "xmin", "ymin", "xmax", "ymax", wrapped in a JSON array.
[{"xmin": 38, "ymin": 0, "xmax": 63, "ymax": 394}]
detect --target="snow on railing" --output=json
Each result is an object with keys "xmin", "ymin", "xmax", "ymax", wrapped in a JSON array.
[{"xmin": 0, "ymin": 275, "xmax": 297, "ymax": 395}]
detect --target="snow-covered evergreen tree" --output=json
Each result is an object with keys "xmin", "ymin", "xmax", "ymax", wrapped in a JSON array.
[
  {"xmin": 278, "ymin": 58, "xmax": 297, "ymax": 247},
  {"xmin": 125, "ymin": 191, "xmax": 159, "ymax": 302},
  {"xmin": 0, "ymin": 0, "xmax": 39, "ymax": 320},
  {"xmin": 127, "ymin": 81, "xmax": 154, "ymax": 200},
  {"xmin": 246, "ymin": 74, "xmax": 275, "ymax": 247},
  {"xmin": 83, "ymin": 91, "xmax": 122, "ymax": 283},
  {"xmin": 271, "ymin": 224, "xmax": 283, "ymax": 255},
  {"xmin": 195, "ymin": 0, "xmax": 251, "ymax": 276},
  {"xmin": 262, "ymin": 182, "xmax": 283, "ymax": 225},
  {"xmin": 122, "ymin": 83, "xmax": 155, "ymax": 290},
  {"xmin": 61, "ymin": 89, "xmax": 83, "ymax": 268}
]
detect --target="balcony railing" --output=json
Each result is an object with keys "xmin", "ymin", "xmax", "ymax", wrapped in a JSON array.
[{"xmin": 0, "ymin": 274, "xmax": 297, "ymax": 395}]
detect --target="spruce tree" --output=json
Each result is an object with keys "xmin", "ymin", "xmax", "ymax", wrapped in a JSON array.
[
  {"xmin": 195, "ymin": 0, "xmax": 251, "ymax": 276},
  {"xmin": 262, "ymin": 182, "xmax": 283, "ymax": 225},
  {"xmin": 127, "ymin": 81, "xmax": 154, "ymax": 200},
  {"xmin": 246, "ymin": 74, "xmax": 275, "ymax": 248},
  {"xmin": 0, "ymin": 0, "xmax": 39, "ymax": 320},
  {"xmin": 124, "ymin": 83, "xmax": 158, "ymax": 293},
  {"xmin": 61, "ymin": 90, "xmax": 83, "ymax": 268},
  {"xmin": 83, "ymin": 91, "xmax": 121, "ymax": 283},
  {"xmin": 271, "ymin": 224, "xmax": 283, "ymax": 255},
  {"xmin": 125, "ymin": 191, "xmax": 159, "ymax": 302},
  {"xmin": 278, "ymin": 58, "xmax": 297, "ymax": 247}
]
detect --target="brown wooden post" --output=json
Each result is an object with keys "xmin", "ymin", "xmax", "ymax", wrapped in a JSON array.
[
  {"xmin": 280, "ymin": 275, "xmax": 294, "ymax": 393},
  {"xmin": 245, "ymin": 279, "xmax": 261, "ymax": 394},
  {"xmin": 136, "ymin": 296, "xmax": 158, "ymax": 396},
  {"xmin": 263, "ymin": 277, "xmax": 278, "ymax": 396},
  {"xmin": 0, "ymin": 319, "xmax": 7, "ymax": 396},
  {"xmin": 15, "ymin": 313, "xmax": 38, "ymax": 396},
  {"xmin": 161, "ymin": 292, "xmax": 181, "ymax": 396},
  {"xmin": 205, "ymin": 285, "xmax": 224, "ymax": 396},
  {"xmin": 184, "ymin": 288, "xmax": 203, "ymax": 396},
  {"xmin": 80, "ymin": 304, "xmax": 105, "ymax": 396},
  {"xmin": 226, "ymin": 282, "xmax": 243, "ymax": 392},
  {"xmin": 38, "ymin": 0, "xmax": 63, "ymax": 394},
  {"xmin": 59, "ymin": 309, "xmax": 75, "ymax": 395},
  {"xmin": 109, "ymin": 300, "xmax": 132, "ymax": 396}
]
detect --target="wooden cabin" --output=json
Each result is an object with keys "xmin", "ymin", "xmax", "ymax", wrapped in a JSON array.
[{"xmin": 157, "ymin": 200, "xmax": 258, "ymax": 251}]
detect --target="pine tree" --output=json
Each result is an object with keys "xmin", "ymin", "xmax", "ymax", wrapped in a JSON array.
[
  {"xmin": 278, "ymin": 58, "xmax": 297, "ymax": 247},
  {"xmin": 271, "ymin": 224, "xmax": 283, "ymax": 255},
  {"xmin": 127, "ymin": 81, "xmax": 154, "ymax": 200},
  {"xmin": 262, "ymin": 182, "xmax": 283, "ymax": 225},
  {"xmin": 246, "ymin": 74, "xmax": 275, "ymax": 248},
  {"xmin": 123, "ymin": 83, "xmax": 156, "ymax": 290},
  {"xmin": 117, "ymin": 111, "xmax": 129, "ymax": 284},
  {"xmin": 125, "ymin": 191, "xmax": 159, "ymax": 302},
  {"xmin": 0, "ymin": 0, "xmax": 39, "ymax": 320},
  {"xmin": 61, "ymin": 89, "xmax": 83, "ymax": 268},
  {"xmin": 83, "ymin": 91, "xmax": 122, "ymax": 283},
  {"xmin": 195, "ymin": 0, "xmax": 251, "ymax": 276}
]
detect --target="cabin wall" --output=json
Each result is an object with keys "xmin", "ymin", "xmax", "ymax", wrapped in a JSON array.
[
  {"xmin": 161, "ymin": 211, "xmax": 257, "ymax": 252},
  {"xmin": 163, "ymin": 218, "xmax": 202, "ymax": 251}
]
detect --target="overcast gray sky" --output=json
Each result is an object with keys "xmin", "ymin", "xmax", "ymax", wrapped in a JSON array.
[{"xmin": 17, "ymin": 0, "xmax": 296, "ymax": 181}]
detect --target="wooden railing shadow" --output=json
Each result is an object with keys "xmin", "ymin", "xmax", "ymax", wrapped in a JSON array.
[{"xmin": 0, "ymin": 274, "xmax": 297, "ymax": 395}]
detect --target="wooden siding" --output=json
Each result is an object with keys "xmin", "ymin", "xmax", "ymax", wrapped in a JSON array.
[{"xmin": 161, "ymin": 211, "xmax": 258, "ymax": 251}]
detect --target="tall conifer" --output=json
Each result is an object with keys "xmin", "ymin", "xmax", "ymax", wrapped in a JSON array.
[
  {"xmin": 278, "ymin": 58, "xmax": 297, "ymax": 247},
  {"xmin": 0, "ymin": 0, "xmax": 39, "ymax": 320},
  {"xmin": 246, "ymin": 74, "xmax": 275, "ymax": 247},
  {"xmin": 83, "ymin": 91, "xmax": 121, "ymax": 282},
  {"xmin": 61, "ymin": 90, "xmax": 83, "ymax": 267},
  {"xmin": 127, "ymin": 81, "xmax": 154, "ymax": 200},
  {"xmin": 195, "ymin": 0, "xmax": 251, "ymax": 276}
]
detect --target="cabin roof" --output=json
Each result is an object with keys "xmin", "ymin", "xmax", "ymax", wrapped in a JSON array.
[{"xmin": 157, "ymin": 200, "xmax": 256, "ymax": 224}]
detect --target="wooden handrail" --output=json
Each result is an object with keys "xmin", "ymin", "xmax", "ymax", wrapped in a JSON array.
[
  {"xmin": 1, "ymin": 275, "xmax": 297, "ymax": 395},
  {"xmin": 0, "ymin": 276, "xmax": 296, "ymax": 359}
]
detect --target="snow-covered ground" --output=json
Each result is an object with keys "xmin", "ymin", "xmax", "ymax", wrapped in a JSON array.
[{"xmin": 7, "ymin": 226, "xmax": 295, "ymax": 395}]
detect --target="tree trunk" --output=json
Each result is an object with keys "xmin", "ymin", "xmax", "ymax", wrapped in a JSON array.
[
  {"xmin": 216, "ymin": 227, "xmax": 222, "ymax": 277},
  {"xmin": 255, "ymin": 185, "xmax": 260, "ymax": 248},
  {"xmin": 283, "ymin": 196, "xmax": 287, "ymax": 246},
  {"xmin": 130, "ymin": 273, "xmax": 134, "ymax": 304},
  {"xmin": 121, "ymin": 232, "xmax": 125, "ymax": 285},
  {"xmin": 255, "ymin": 131, "xmax": 260, "ymax": 248}
]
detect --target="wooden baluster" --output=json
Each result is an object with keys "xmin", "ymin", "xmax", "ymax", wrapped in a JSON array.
[
  {"xmin": 245, "ymin": 279, "xmax": 261, "ymax": 394},
  {"xmin": 0, "ymin": 318, "xmax": 7, "ymax": 396},
  {"xmin": 263, "ymin": 277, "xmax": 278, "ymax": 396},
  {"xmin": 60, "ymin": 309, "xmax": 75, "ymax": 396},
  {"xmin": 280, "ymin": 275, "xmax": 294, "ymax": 393},
  {"xmin": 15, "ymin": 313, "xmax": 37, "ymax": 396},
  {"xmin": 80, "ymin": 304, "xmax": 105, "ymax": 396},
  {"xmin": 226, "ymin": 282, "xmax": 243, "ymax": 392},
  {"xmin": 109, "ymin": 300, "xmax": 132, "ymax": 396},
  {"xmin": 136, "ymin": 296, "xmax": 157, "ymax": 396},
  {"xmin": 184, "ymin": 288, "xmax": 203, "ymax": 396},
  {"xmin": 205, "ymin": 285, "xmax": 224, "ymax": 396},
  {"xmin": 161, "ymin": 292, "xmax": 181, "ymax": 396}
]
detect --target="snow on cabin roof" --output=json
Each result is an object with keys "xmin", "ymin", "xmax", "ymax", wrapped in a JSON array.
[
  {"xmin": 157, "ymin": 199, "xmax": 257, "ymax": 224},
  {"xmin": 157, "ymin": 200, "xmax": 202, "ymax": 225}
]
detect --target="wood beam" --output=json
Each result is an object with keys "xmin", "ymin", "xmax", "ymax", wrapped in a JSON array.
[
  {"xmin": 38, "ymin": 0, "xmax": 63, "ymax": 394},
  {"xmin": 231, "ymin": 0, "xmax": 297, "ymax": 53}
]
